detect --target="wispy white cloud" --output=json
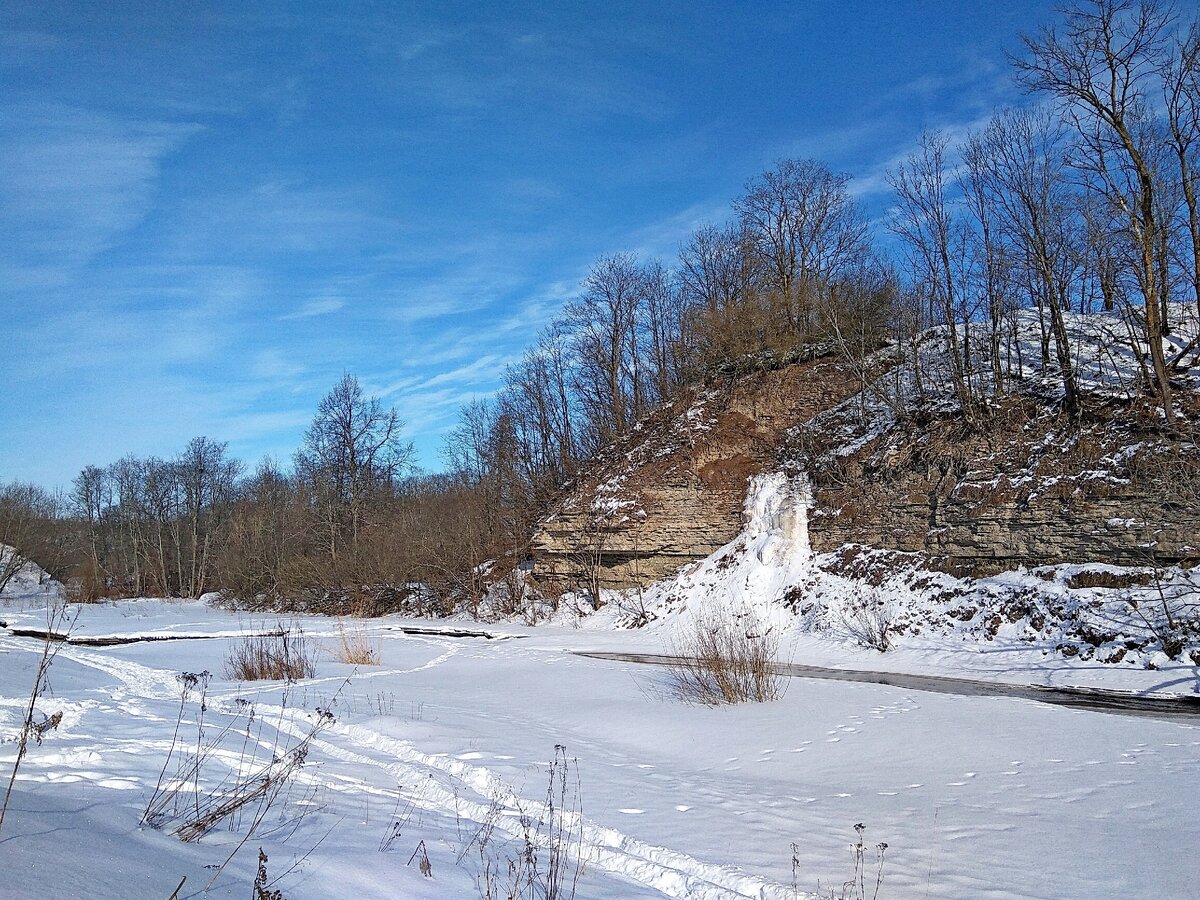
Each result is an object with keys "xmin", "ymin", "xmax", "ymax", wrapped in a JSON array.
[
  {"xmin": 281, "ymin": 298, "xmax": 345, "ymax": 320},
  {"xmin": 0, "ymin": 103, "xmax": 200, "ymax": 282}
]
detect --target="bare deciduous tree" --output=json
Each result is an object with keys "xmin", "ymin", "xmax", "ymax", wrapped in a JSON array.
[
  {"xmin": 295, "ymin": 373, "xmax": 413, "ymax": 561},
  {"xmin": 1016, "ymin": 0, "xmax": 1177, "ymax": 419},
  {"xmin": 735, "ymin": 158, "xmax": 869, "ymax": 341}
]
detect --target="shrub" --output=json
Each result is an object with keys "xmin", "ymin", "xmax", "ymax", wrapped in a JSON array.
[
  {"xmin": 467, "ymin": 745, "xmax": 584, "ymax": 900},
  {"xmin": 143, "ymin": 673, "xmax": 334, "ymax": 878},
  {"xmin": 836, "ymin": 592, "xmax": 893, "ymax": 652},
  {"xmin": 225, "ymin": 626, "xmax": 317, "ymax": 681},
  {"xmin": 335, "ymin": 621, "xmax": 381, "ymax": 665},
  {"xmin": 799, "ymin": 823, "xmax": 888, "ymax": 900},
  {"xmin": 666, "ymin": 607, "xmax": 782, "ymax": 704}
]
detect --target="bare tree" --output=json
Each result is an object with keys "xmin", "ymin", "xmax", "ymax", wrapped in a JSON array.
[
  {"xmin": 970, "ymin": 108, "xmax": 1085, "ymax": 416},
  {"xmin": 295, "ymin": 373, "xmax": 412, "ymax": 562},
  {"xmin": 0, "ymin": 482, "xmax": 60, "ymax": 594},
  {"xmin": 677, "ymin": 223, "xmax": 764, "ymax": 362},
  {"xmin": 961, "ymin": 131, "xmax": 1020, "ymax": 395},
  {"xmin": 1163, "ymin": 21, "xmax": 1200, "ymax": 320},
  {"xmin": 888, "ymin": 132, "xmax": 979, "ymax": 414},
  {"xmin": 562, "ymin": 253, "xmax": 647, "ymax": 446},
  {"xmin": 176, "ymin": 437, "xmax": 241, "ymax": 597},
  {"xmin": 1015, "ymin": 0, "xmax": 1177, "ymax": 419},
  {"xmin": 735, "ymin": 159, "xmax": 869, "ymax": 341}
]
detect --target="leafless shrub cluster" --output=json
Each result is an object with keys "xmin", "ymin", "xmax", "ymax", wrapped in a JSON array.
[
  {"xmin": 666, "ymin": 608, "xmax": 783, "ymax": 705},
  {"xmin": 1123, "ymin": 569, "xmax": 1200, "ymax": 660},
  {"xmin": 836, "ymin": 593, "xmax": 894, "ymax": 652},
  {"xmin": 464, "ymin": 745, "xmax": 585, "ymax": 900},
  {"xmin": 334, "ymin": 621, "xmax": 381, "ymax": 665},
  {"xmin": 143, "ymin": 673, "xmax": 336, "ymax": 892},
  {"xmin": 225, "ymin": 626, "xmax": 317, "ymax": 682}
]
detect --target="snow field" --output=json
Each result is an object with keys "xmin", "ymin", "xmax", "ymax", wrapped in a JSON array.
[{"xmin": 1, "ymin": 597, "xmax": 1198, "ymax": 898}]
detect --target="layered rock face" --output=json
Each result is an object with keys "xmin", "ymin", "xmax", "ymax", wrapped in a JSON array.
[
  {"xmin": 807, "ymin": 406, "xmax": 1200, "ymax": 573},
  {"xmin": 530, "ymin": 355, "xmax": 1200, "ymax": 591},
  {"xmin": 529, "ymin": 357, "xmax": 860, "ymax": 590}
]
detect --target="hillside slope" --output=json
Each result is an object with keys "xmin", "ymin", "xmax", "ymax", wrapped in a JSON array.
[
  {"xmin": 527, "ymin": 306, "xmax": 1200, "ymax": 666},
  {"xmin": 533, "ymin": 306, "xmax": 1200, "ymax": 590}
]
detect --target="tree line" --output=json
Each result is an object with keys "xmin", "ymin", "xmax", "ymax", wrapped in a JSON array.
[{"xmin": 2, "ymin": 0, "xmax": 1198, "ymax": 614}]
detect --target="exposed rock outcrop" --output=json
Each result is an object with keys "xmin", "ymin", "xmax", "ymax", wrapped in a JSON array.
[
  {"xmin": 531, "ymin": 351, "xmax": 1199, "ymax": 592},
  {"xmin": 529, "ymin": 356, "xmax": 861, "ymax": 590}
]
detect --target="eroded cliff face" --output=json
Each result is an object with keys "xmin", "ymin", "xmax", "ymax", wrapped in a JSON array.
[
  {"xmin": 529, "ymin": 356, "xmax": 1200, "ymax": 592},
  {"xmin": 529, "ymin": 356, "xmax": 860, "ymax": 590},
  {"xmin": 803, "ymin": 402, "xmax": 1200, "ymax": 574}
]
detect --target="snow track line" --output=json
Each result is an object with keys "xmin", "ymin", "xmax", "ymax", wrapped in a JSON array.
[
  {"xmin": 10, "ymin": 633, "xmax": 795, "ymax": 896},
  {"xmin": 267, "ymin": 712, "xmax": 801, "ymax": 900},
  {"xmin": 576, "ymin": 651, "xmax": 1200, "ymax": 722}
]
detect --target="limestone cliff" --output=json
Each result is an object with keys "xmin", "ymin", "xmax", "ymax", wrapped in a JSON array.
[
  {"xmin": 529, "ymin": 352, "xmax": 1199, "ymax": 593},
  {"xmin": 529, "ymin": 354, "xmax": 860, "ymax": 589}
]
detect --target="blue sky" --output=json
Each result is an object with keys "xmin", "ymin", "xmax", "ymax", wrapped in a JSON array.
[{"xmin": 1, "ymin": 1, "xmax": 1061, "ymax": 488}]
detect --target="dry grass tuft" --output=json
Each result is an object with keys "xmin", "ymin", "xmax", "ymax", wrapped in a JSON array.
[
  {"xmin": 666, "ymin": 608, "xmax": 782, "ymax": 705},
  {"xmin": 335, "ymin": 621, "xmax": 381, "ymax": 665},
  {"xmin": 225, "ymin": 626, "xmax": 316, "ymax": 681}
]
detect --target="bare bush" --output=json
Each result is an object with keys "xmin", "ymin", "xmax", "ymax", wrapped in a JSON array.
[
  {"xmin": 1123, "ymin": 569, "xmax": 1200, "ymax": 662},
  {"xmin": 225, "ymin": 626, "xmax": 317, "ymax": 681},
  {"xmin": 334, "ymin": 621, "xmax": 381, "ymax": 665},
  {"xmin": 666, "ymin": 608, "xmax": 783, "ymax": 705},
  {"xmin": 145, "ymin": 676, "xmax": 336, "ymax": 868},
  {"xmin": 836, "ymin": 593, "xmax": 894, "ymax": 652},
  {"xmin": 799, "ymin": 823, "xmax": 888, "ymax": 900}
]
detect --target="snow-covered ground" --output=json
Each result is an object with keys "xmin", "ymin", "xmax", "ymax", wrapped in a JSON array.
[
  {"xmin": 2, "ymin": 440, "xmax": 1199, "ymax": 898},
  {"xmin": 1, "ymin": 586, "xmax": 1198, "ymax": 899}
]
